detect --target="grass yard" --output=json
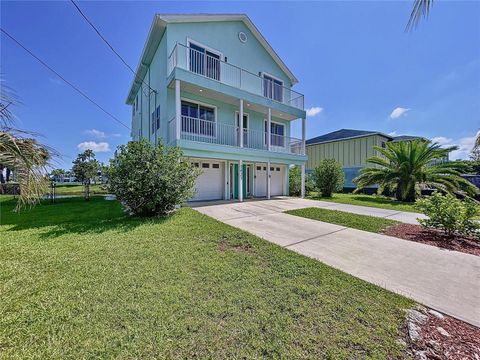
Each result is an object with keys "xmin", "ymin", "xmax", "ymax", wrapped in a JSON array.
[
  {"xmin": 286, "ymin": 207, "xmax": 400, "ymax": 233},
  {"xmin": 54, "ymin": 183, "xmax": 108, "ymax": 195},
  {"xmin": 0, "ymin": 196, "xmax": 413, "ymax": 358},
  {"xmin": 308, "ymin": 192, "xmax": 418, "ymax": 213}
]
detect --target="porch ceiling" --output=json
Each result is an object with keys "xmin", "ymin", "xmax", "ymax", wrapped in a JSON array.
[{"xmin": 173, "ymin": 80, "xmax": 299, "ymax": 121}]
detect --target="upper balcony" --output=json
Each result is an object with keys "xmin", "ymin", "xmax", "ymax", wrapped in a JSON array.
[{"xmin": 168, "ymin": 43, "xmax": 304, "ymax": 111}]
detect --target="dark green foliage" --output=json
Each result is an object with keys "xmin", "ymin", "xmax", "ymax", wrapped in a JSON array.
[
  {"xmin": 108, "ymin": 139, "xmax": 200, "ymax": 216},
  {"xmin": 288, "ymin": 166, "xmax": 316, "ymax": 196},
  {"xmin": 416, "ymin": 192, "xmax": 480, "ymax": 238},
  {"xmin": 312, "ymin": 159, "xmax": 344, "ymax": 197},
  {"xmin": 354, "ymin": 140, "xmax": 478, "ymax": 202}
]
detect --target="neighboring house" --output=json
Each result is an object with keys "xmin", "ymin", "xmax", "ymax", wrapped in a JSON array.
[
  {"xmin": 306, "ymin": 129, "xmax": 431, "ymax": 189},
  {"xmin": 126, "ymin": 14, "xmax": 307, "ymax": 201}
]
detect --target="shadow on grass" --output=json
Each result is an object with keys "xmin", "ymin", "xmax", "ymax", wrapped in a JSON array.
[{"xmin": 0, "ymin": 196, "xmax": 174, "ymax": 240}]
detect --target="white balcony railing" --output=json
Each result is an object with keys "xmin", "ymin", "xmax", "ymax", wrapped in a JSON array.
[
  {"xmin": 168, "ymin": 116, "xmax": 304, "ymax": 155},
  {"xmin": 168, "ymin": 43, "xmax": 304, "ymax": 110}
]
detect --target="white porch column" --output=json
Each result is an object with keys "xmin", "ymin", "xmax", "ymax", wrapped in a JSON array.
[
  {"xmin": 301, "ymin": 164, "xmax": 306, "ymax": 198},
  {"xmin": 238, "ymin": 160, "xmax": 243, "ymax": 202},
  {"xmin": 175, "ymin": 79, "xmax": 181, "ymax": 140},
  {"xmin": 239, "ymin": 99, "xmax": 244, "ymax": 148},
  {"xmin": 267, "ymin": 161, "xmax": 271, "ymax": 199},
  {"xmin": 267, "ymin": 108, "xmax": 271, "ymax": 151},
  {"xmin": 302, "ymin": 116, "xmax": 306, "ymax": 155}
]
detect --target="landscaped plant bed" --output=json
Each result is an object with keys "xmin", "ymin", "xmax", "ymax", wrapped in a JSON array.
[
  {"xmin": 405, "ymin": 306, "xmax": 480, "ymax": 359},
  {"xmin": 382, "ymin": 223, "xmax": 480, "ymax": 257}
]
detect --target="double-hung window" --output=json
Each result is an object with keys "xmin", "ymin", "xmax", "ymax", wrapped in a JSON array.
[
  {"xmin": 265, "ymin": 121, "xmax": 285, "ymax": 147},
  {"xmin": 189, "ymin": 42, "xmax": 221, "ymax": 81},
  {"xmin": 181, "ymin": 101, "xmax": 215, "ymax": 137},
  {"xmin": 262, "ymin": 74, "xmax": 283, "ymax": 102},
  {"xmin": 151, "ymin": 106, "xmax": 160, "ymax": 134}
]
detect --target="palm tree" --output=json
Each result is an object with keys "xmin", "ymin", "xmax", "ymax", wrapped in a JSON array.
[
  {"xmin": 353, "ymin": 139, "xmax": 478, "ymax": 202},
  {"xmin": 407, "ymin": 0, "xmax": 434, "ymax": 31},
  {"xmin": 0, "ymin": 81, "xmax": 53, "ymax": 210}
]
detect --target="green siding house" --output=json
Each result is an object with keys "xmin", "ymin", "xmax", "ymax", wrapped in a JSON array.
[
  {"xmin": 306, "ymin": 129, "xmax": 427, "ymax": 189},
  {"xmin": 126, "ymin": 14, "xmax": 307, "ymax": 201}
]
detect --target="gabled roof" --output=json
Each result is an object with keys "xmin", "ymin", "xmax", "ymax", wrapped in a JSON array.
[
  {"xmin": 306, "ymin": 129, "xmax": 392, "ymax": 146},
  {"xmin": 126, "ymin": 14, "xmax": 299, "ymax": 104}
]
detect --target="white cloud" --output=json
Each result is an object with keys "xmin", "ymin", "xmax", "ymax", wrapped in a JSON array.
[
  {"xmin": 388, "ymin": 131, "xmax": 398, "ymax": 136},
  {"xmin": 431, "ymin": 130, "xmax": 479, "ymax": 160},
  {"xmin": 306, "ymin": 106, "xmax": 323, "ymax": 117},
  {"xmin": 84, "ymin": 129, "xmax": 106, "ymax": 139},
  {"xmin": 389, "ymin": 107, "xmax": 410, "ymax": 119},
  {"xmin": 431, "ymin": 136, "xmax": 453, "ymax": 146},
  {"xmin": 77, "ymin": 141, "xmax": 110, "ymax": 153}
]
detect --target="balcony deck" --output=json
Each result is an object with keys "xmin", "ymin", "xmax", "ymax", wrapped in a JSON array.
[
  {"xmin": 168, "ymin": 116, "xmax": 305, "ymax": 157},
  {"xmin": 168, "ymin": 43, "xmax": 305, "ymax": 112}
]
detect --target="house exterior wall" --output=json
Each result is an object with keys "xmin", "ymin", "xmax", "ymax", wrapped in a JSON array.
[
  {"xmin": 306, "ymin": 134, "xmax": 390, "ymax": 188},
  {"xmin": 128, "ymin": 17, "xmax": 307, "ymax": 200},
  {"xmin": 166, "ymin": 21, "xmax": 292, "ymax": 87}
]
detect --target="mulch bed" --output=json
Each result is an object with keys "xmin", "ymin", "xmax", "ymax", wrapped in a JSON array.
[
  {"xmin": 406, "ymin": 307, "xmax": 480, "ymax": 359},
  {"xmin": 382, "ymin": 223, "xmax": 480, "ymax": 257}
]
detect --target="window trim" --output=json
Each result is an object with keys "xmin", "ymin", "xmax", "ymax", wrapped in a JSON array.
[
  {"xmin": 261, "ymin": 71, "xmax": 284, "ymax": 102},
  {"xmin": 234, "ymin": 111, "xmax": 249, "ymax": 129},
  {"xmin": 264, "ymin": 119, "xmax": 286, "ymax": 147},
  {"xmin": 186, "ymin": 38, "xmax": 223, "ymax": 82},
  {"xmin": 180, "ymin": 97, "xmax": 217, "ymax": 139}
]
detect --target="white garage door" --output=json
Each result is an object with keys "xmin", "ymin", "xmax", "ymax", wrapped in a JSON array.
[
  {"xmin": 271, "ymin": 166, "xmax": 284, "ymax": 196},
  {"xmin": 255, "ymin": 165, "xmax": 284, "ymax": 197},
  {"xmin": 191, "ymin": 161, "xmax": 224, "ymax": 201}
]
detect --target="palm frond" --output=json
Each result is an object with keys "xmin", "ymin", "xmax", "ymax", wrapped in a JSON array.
[{"xmin": 406, "ymin": 0, "xmax": 434, "ymax": 31}]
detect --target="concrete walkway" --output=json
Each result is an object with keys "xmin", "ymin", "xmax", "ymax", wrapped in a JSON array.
[{"xmin": 193, "ymin": 198, "xmax": 480, "ymax": 327}]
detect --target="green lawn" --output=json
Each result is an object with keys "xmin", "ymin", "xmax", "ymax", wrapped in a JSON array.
[
  {"xmin": 286, "ymin": 207, "xmax": 400, "ymax": 233},
  {"xmin": 308, "ymin": 192, "xmax": 418, "ymax": 213},
  {"xmin": 0, "ymin": 196, "xmax": 412, "ymax": 358},
  {"xmin": 54, "ymin": 183, "xmax": 108, "ymax": 195}
]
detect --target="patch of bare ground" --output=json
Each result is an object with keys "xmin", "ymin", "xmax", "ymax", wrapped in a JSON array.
[
  {"xmin": 383, "ymin": 224, "xmax": 480, "ymax": 257},
  {"xmin": 218, "ymin": 239, "xmax": 254, "ymax": 254},
  {"xmin": 405, "ymin": 306, "xmax": 480, "ymax": 359}
]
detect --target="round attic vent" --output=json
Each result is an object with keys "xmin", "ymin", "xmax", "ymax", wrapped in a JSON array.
[{"xmin": 238, "ymin": 31, "xmax": 247, "ymax": 43}]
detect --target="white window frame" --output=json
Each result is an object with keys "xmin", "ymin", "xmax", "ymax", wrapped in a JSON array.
[
  {"xmin": 264, "ymin": 119, "xmax": 286, "ymax": 147},
  {"xmin": 186, "ymin": 38, "xmax": 223, "ymax": 81},
  {"xmin": 180, "ymin": 97, "xmax": 217, "ymax": 139},
  {"xmin": 261, "ymin": 71, "xmax": 284, "ymax": 102}
]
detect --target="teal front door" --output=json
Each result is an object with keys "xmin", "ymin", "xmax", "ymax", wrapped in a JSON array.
[{"xmin": 231, "ymin": 164, "xmax": 247, "ymax": 199}]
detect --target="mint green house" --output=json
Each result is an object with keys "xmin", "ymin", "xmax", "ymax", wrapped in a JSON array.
[{"xmin": 126, "ymin": 14, "xmax": 307, "ymax": 201}]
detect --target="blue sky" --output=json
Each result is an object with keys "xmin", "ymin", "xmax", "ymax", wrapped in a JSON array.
[{"xmin": 2, "ymin": 1, "xmax": 479, "ymax": 168}]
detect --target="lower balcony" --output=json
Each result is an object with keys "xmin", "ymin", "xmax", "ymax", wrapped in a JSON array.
[{"xmin": 168, "ymin": 116, "xmax": 304, "ymax": 156}]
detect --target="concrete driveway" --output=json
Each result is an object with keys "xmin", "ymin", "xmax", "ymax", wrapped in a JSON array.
[{"xmin": 193, "ymin": 197, "xmax": 480, "ymax": 327}]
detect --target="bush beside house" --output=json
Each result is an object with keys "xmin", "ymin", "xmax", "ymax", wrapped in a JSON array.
[
  {"xmin": 312, "ymin": 159, "xmax": 344, "ymax": 197},
  {"xmin": 108, "ymin": 139, "xmax": 200, "ymax": 217}
]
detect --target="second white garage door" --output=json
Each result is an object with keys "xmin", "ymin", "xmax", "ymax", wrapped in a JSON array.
[
  {"xmin": 255, "ymin": 165, "xmax": 284, "ymax": 197},
  {"xmin": 191, "ymin": 161, "xmax": 224, "ymax": 201}
]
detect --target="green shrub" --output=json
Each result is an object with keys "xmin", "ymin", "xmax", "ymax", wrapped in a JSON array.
[
  {"xmin": 312, "ymin": 159, "xmax": 344, "ymax": 197},
  {"xmin": 415, "ymin": 192, "xmax": 480, "ymax": 238},
  {"xmin": 289, "ymin": 166, "xmax": 316, "ymax": 196},
  {"xmin": 108, "ymin": 139, "xmax": 200, "ymax": 217}
]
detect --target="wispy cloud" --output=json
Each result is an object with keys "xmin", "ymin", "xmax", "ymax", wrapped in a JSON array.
[
  {"xmin": 77, "ymin": 141, "xmax": 110, "ymax": 153},
  {"xmin": 84, "ymin": 129, "xmax": 106, "ymax": 139},
  {"xmin": 306, "ymin": 106, "xmax": 323, "ymax": 117},
  {"xmin": 432, "ymin": 130, "xmax": 479, "ymax": 160},
  {"xmin": 388, "ymin": 131, "xmax": 398, "ymax": 136},
  {"xmin": 389, "ymin": 107, "xmax": 410, "ymax": 119},
  {"xmin": 84, "ymin": 129, "xmax": 122, "ymax": 139}
]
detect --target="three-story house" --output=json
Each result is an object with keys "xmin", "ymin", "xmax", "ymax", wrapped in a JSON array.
[{"xmin": 126, "ymin": 14, "xmax": 307, "ymax": 201}]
